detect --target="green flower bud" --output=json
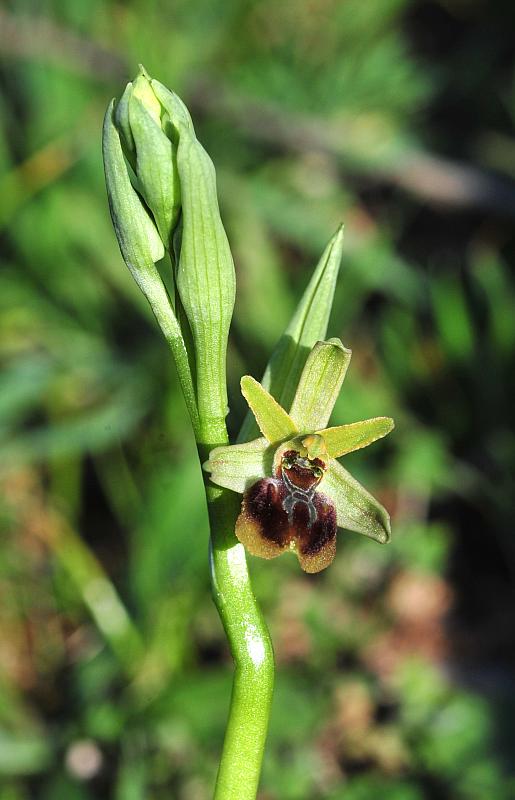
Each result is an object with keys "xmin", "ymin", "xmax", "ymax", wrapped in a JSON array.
[
  {"xmin": 111, "ymin": 66, "xmax": 181, "ymax": 246},
  {"xmin": 102, "ymin": 98, "xmax": 165, "ymax": 283},
  {"xmin": 103, "ymin": 68, "xmax": 236, "ymax": 441}
]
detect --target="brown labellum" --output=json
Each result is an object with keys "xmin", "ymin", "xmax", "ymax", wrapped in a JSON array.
[{"xmin": 235, "ymin": 449, "xmax": 337, "ymax": 573}]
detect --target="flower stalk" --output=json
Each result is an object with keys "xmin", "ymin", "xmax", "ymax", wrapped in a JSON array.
[{"xmin": 207, "ymin": 481, "xmax": 274, "ymax": 800}]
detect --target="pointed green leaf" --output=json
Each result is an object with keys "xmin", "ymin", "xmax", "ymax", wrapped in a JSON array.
[
  {"xmin": 241, "ymin": 376, "xmax": 298, "ymax": 444},
  {"xmin": 322, "ymin": 458, "xmax": 391, "ymax": 543},
  {"xmin": 204, "ymin": 437, "xmax": 272, "ymax": 493},
  {"xmin": 128, "ymin": 94, "xmax": 180, "ymax": 244},
  {"xmin": 238, "ymin": 225, "xmax": 344, "ymax": 442},
  {"xmin": 176, "ymin": 128, "xmax": 236, "ymax": 430},
  {"xmin": 319, "ymin": 417, "xmax": 395, "ymax": 458},
  {"xmin": 289, "ymin": 339, "xmax": 351, "ymax": 432}
]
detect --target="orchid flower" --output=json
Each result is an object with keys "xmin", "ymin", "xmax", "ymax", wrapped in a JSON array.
[{"xmin": 205, "ymin": 339, "xmax": 394, "ymax": 573}]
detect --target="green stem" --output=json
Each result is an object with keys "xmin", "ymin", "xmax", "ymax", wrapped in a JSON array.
[{"xmin": 197, "ymin": 424, "xmax": 275, "ymax": 800}]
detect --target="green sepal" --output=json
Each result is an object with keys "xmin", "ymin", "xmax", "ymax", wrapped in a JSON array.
[
  {"xmin": 128, "ymin": 93, "xmax": 180, "ymax": 244},
  {"xmin": 176, "ymin": 128, "xmax": 236, "ymax": 429},
  {"xmin": 289, "ymin": 338, "xmax": 351, "ymax": 432},
  {"xmin": 204, "ymin": 437, "xmax": 272, "ymax": 493},
  {"xmin": 241, "ymin": 376, "xmax": 298, "ymax": 444},
  {"xmin": 238, "ymin": 225, "xmax": 344, "ymax": 442},
  {"xmin": 322, "ymin": 458, "xmax": 391, "ymax": 544},
  {"xmin": 318, "ymin": 417, "xmax": 394, "ymax": 458}
]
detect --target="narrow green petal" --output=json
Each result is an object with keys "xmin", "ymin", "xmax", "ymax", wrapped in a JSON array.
[
  {"xmin": 322, "ymin": 458, "xmax": 391, "ymax": 544},
  {"xmin": 318, "ymin": 417, "xmax": 395, "ymax": 458},
  {"xmin": 238, "ymin": 226, "xmax": 344, "ymax": 442},
  {"xmin": 241, "ymin": 376, "xmax": 298, "ymax": 444},
  {"xmin": 204, "ymin": 437, "xmax": 272, "ymax": 493},
  {"xmin": 289, "ymin": 339, "xmax": 351, "ymax": 432}
]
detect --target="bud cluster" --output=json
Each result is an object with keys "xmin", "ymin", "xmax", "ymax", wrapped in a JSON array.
[{"xmin": 102, "ymin": 66, "xmax": 235, "ymax": 440}]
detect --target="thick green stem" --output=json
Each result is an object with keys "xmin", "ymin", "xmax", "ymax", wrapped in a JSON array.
[{"xmin": 197, "ymin": 424, "xmax": 275, "ymax": 800}]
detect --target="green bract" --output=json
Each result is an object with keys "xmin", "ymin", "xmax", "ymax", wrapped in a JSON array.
[
  {"xmin": 205, "ymin": 339, "xmax": 394, "ymax": 571},
  {"xmin": 102, "ymin": 66, "xmax": 235, "ymax": 441},
  {"xmin": 238, "ymin": 226, "xmax": 345, "ymax": 443}
]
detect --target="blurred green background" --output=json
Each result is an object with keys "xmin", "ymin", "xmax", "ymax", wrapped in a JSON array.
[{"xmin": 1, "ymin": 1, "xmax": 515, "ymax": 798}]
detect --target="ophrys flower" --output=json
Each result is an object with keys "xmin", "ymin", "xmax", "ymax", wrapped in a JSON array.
[{"xmin": 205, "ymin": 339, "xmax": 394, "ymax": 573}]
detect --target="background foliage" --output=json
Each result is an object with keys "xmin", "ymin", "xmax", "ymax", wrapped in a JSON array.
[{"xmin": 1, "ymin": 1, "xmax": 515, "ymax": 798}]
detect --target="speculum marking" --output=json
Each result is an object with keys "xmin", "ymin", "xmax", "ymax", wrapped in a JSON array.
[{"xmin": 234, "ymin": 448, "xmax": 338, "ymax": 573}]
